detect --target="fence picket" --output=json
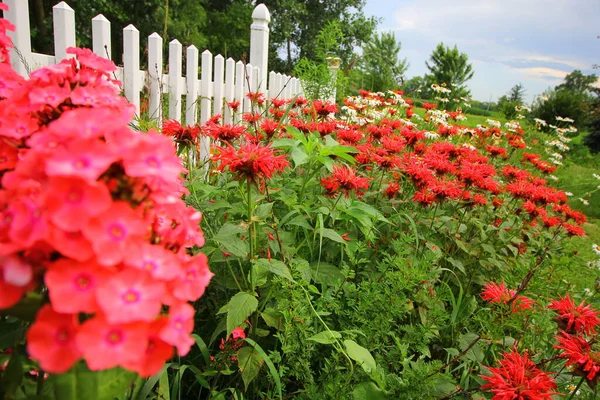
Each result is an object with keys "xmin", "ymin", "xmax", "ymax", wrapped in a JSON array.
[
  {"xmin": 168, "ymin": 39, "xmax": 183, "ymax": 122},
  {"xmin": 213, "ymin": 55, "xmax": 225, "ymax": 118},
  {"xmin": 53, "ymin": 2, "xmax": 76, "ymax": 62},
  {"xmin": 234, "ymin": 61, "xmax": 245, "ymax": 121},
  {"xmin": 186, "ymin": 45, "xmax": 199, "ymax": 126},
  {"xmin": 224, "ymin": 58, "xmax": 235, "ymax": 124},
  {"xmin": 243, "ymin": 63, "xmax": 253, "ymax": 113},
  {"xmin": 4, "ymin": 0, "xmax": 32, "ymax": 75},
  {"xmin": 123, "ymin": 24, "xmax": 140, "ymax": 114},
  {"xmin": 199, "ymin": 50, "xmax": 213, "ymax": 162},
  {"xmin": 148, "ymin": 32, "xmax": 163, "ymax": 123},
  {"xmin": 2, "ymin": 2, "xmax": 321, "ymax": 140},
  {"xmin": 91, "ymin": 14, "xmax": 111, "ymax": 60}
]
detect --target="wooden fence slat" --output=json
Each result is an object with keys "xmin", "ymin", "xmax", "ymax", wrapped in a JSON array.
[
  {"xmin": 224, "ymin": 58, "xmax": 235, "ymax": 124},
  {"xmin": 268, "ymin": 71, "xmax": 276, "ymax": 100},
  {"xmin": 148, "ymin": 32, "xmax": 163, "ymax": 123},
  {"xmin": 91, "ymin": 14, "xmax": 111, "ymax": 60},
  {"xmin": 186, "ymin": 45, "xmax": 199, "ymax": 126},
  {"xmin": 243, "ymin": 63, "xmax": 253, "ymax": 113},
  {"xmin": 234, "ymin": 60, "xmax": 245, "ymax": 121},
  {"xmin": 4, "ymin": 0, "xmax": 32, "ymax": 76},
  {"xmin": 213, "ymin": 54, "xmax": 225, "ymax": 118},
  {"xmin": 199, "ymin": 50, "xmax": 213, "ymax": 162},
  {"xmin": 123, "ymin": 24, "xmax": 140, "ymax": 114},
  {"xmin": 53, "ymin": 2, "xmax": 76, "ymax": 62},
  {"xmin": 168, "ymin": 39, "xmax": 183, "ymax": 122}
]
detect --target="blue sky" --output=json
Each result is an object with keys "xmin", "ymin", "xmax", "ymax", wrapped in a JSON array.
[{"xmin": 363, "ymin": 0, "xmax": 600, "ymax": 103}]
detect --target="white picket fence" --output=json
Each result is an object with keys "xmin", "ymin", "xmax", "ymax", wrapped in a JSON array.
[{"xmin": 1, "ymin": 0, "xmax": 303, "ymax": 131}]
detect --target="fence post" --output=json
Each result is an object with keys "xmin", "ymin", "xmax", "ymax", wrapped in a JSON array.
[
  {"xmin": 249, "ymin": 4, "xmax": 270, "ymax": 95},
  {"xmin": 92, "ymin": 14, "xmax": 111, "ymax": 60},
  {"xmin": 3, "ymin": 0, "xmax": 32, "ymax": 76},
  {"xmin": 186, "ymin": 45, "xmax": 199, "ymax": 126},
  {"xmin": 123, "ymin": 24, "xmax": 140, "ymax": 115},
  {"xmin": 326, "ymin": 56, "xmax": 341, "ymax": 103},
  {"xmin": 168, "ymin": 39, "xmax": 183, "ymax": 122},
  {"xmin": 199, "ymin": 50, "xmax": 213, "ymax": 163},
  {"xmin": 53, "ymin": 2, "xmax": 76, "ymax": 61},
  {"xmin": 148, "ymin": 32, "xmax": 163, "ymax": 123}
]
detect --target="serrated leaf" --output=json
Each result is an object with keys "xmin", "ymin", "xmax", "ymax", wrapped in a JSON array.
[
  {"xmin": 308, "ymin": 330, "xmax": 341, "ymax": 344},
  {"xmin": 253, "ymin": 258, "xmax": 293, "ymax": 281},
  {"xmin": 237, "ymin": 347, "xmax": 264, "ymax": 390},
  {"xmin": 226, "ymin": 292, "xmax": 258, "ymax": 337},
  {"xmin": 344, "ymin": 340, "xmax": 377, "ymax": 374}
]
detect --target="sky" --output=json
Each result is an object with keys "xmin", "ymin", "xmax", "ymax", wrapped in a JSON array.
[{"xmin": 363, "ymin": 0, "xmax": 600, "ymax": 103}]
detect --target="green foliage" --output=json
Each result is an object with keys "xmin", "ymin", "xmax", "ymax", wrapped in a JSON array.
[
  {"xmin": 533, "ymin": 88, "xmax": 592, "ymax": 128},
  {"xmin": 293, "ymin": 22, "xmax": 344, "ymax": 100},
  {"xmin": 425, "ymin": 43, "xmax": 474, "ymax": 98},
  {"xmin": 359, "ymin": 32, "xmax": 408, "ymax": 92},
  {"xmin": 264, "ymin": 0, "xmax": 378, "ymax": 73}
]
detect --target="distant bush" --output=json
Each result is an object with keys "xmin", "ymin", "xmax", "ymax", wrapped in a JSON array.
[{"xmin": 465, "ymin": 107, "xmax": 491, "ymax": 117}]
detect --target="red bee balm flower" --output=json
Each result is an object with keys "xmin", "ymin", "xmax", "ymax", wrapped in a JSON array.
[
  {"xmin": 321, "ymin": 165, "xmax": 370, "ymax": 198},
  {"xmin": 549, "ymin": 295, "xmax": 600, "ymax": 335},
  {"xmin": 481, "ymin": 349, "xmax": 557, "ymax": 399},
  {"xmin": 212, "ymin": 143, "xmax": 289, "ymax": 181},
  {"xmin": 481, "ymin": 282, "xmax": 534, "ymax": 312},
  {"xmin": 555, "ymin": 332, "xmax": 600, "ymax": 384}
]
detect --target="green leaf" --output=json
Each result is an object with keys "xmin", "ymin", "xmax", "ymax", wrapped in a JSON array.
[
  {"xmin": 237, "ymin": 347, "xmax": 264, "ymax": 390},
  {"xmin": 447, "ymin": 257, "xmax": 465, "ymax": 274},
  {"xmin": 290, "ymin": 147, "xmax": 310, "ymax": 167},
  {"xmin": 244, "ymin": 338, "xmax": 283, "ymax": 400},
  {"xmin": 290, "ymin": 257, "xmax": 312, "ymax": 282},
  {"xmin": 49, "ymin": 362, "xmax": 98, "ymax": 400},
  {"xmin": 285, "ymin": 215, "xmax": 312, "ymax": 229},
  {"xmin": 310, "ymin": 262, "xmax": 344, "ymax": 286},
  {"xmin": 261, "ymin": 309, "xmax": 284, "ymax": 330},
  {"xmin": 226, "ymin": 292, "xmax": 258, "ymax": 337},
  {"xmin": 97, "ymin": 367, "xmax": 137, "ymax": 399},
  {"xmin": 253, "ymin": 258, "xmax": 294, "ymax": 281},
  {"xmin": 157, "ymin": 366, "xmax": 170, "ymax": 400},
  {"xmin": 353, "ymin": 382, "xmax": 387, "ymax": 400},
  {"xmin": 253, "ymin": 203, "xmax": 274, "ymax": 221},
  {"xmin": 308, "ymin": 330, "xmax": 341, "ymax": 344},
  {"xmin": 213, "ymin": 223, "xmax": 249, "ymax": 258},
  {"xmin": 135, "ymin": 364, "xmax": 170, "ymax": 400},
  {"xmin": 191, "ymin": 334, "xmax": 210, "ymax": 365},
  {"xmin": 344, "ymin": 340, "xmax": 377, "ymax": 374},
  {"xmin": 0, "ymin": 321, "xmax": 23, "ymax": 350},
  {"xmin": 0, "ymin": 352, "xmax": 23, "ymax": 397},
  {"xmin": 319, "ymin": 227, "xmax": 346, "ymax": 243}
]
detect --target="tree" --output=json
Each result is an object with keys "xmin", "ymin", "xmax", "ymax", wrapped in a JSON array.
[
  {"xmin": 507, "ymin": 83, "xmax": 526, "ymax": 103},
  {"xmin": 556, "ymin": 70, "xmax": 598, "ymax": 94},
  {"xmin": 533, "ymin": 70, "xmax": 598, "ymax": 130},
  {"xmin": 402, "ymin": 76, "xmax": 428, "ymax": 98},
  {"xmin": 497, "ymin": 83, "xmax": 526, "ymax": 119},
  {"xmin": 359, "ymin": 32, "xmax": 408, "ymax": 92},
  {"xmin": 28, "ymin": 0, "xmax": 254, "ymax": 64},
  {"xmin": 263, "ymin": 0, "xmax": 378, "ymax": 73},
  {"xmin": 425, "ymin": 43, "xmax": 474, "ymax": 98}
]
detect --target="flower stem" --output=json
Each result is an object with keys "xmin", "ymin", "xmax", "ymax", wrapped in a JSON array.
[
  {"xmin": 568, "ymin": 376, "xmax": 585, "ymax": 400},
  {"xmin": 247, "ymin": 178, "xmax": 255, "ymax": 286}
]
